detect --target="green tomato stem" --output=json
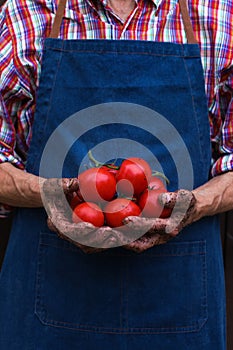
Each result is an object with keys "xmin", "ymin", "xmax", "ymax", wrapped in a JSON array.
[
  {"xmin": 151, "ymin": 171, "xmax": 170, "ymax": 185},
  {"xmin": 88, "ymin": 150, "xmax": 119, "ymax": 169},
  {"xmin": 88, "ymin": 150, "xmax": 103, "ymax": 167}
]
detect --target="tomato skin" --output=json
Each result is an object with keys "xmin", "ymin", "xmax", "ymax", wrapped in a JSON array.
[
  {"xmin": 100, "ymin": 164, "xmax": 119, "ymax": 177},
  {"xmin": 116, "ymin": 158, "xmax": 152, "ymax": 197},
  {"xmin": 139, "ymin": 189, "xmax": 171, "ymax": 218},
  {"xmin": 78, "ymin": 167, "xmax": 116, "ymax": 202},
  {"xmin": 69, "ymin": 192, "xmax": 83, "ymax": 209},
  {"xmin": 148, "ymin": 176, "xmax": 166, "ymax": 191},
  {"xmin": 104, "ymin": 198, "xmax": 141, "ymax": 228},
  {"xmin": 72, "ymin": 202, "xmax": 104, "ymax": 227}
]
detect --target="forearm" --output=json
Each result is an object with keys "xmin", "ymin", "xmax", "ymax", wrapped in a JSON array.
[
  {"xmin": 0, "ymin": 163, "xmax": 45, "ymax": 207},
  {"xmin": 192, "ymin": 171, "xmax": 233, "ymax": 221}
]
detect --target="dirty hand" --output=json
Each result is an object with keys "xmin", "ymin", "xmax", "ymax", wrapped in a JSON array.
[
  {"xmin": 123, "ymin": 189, "xmax": 196, "ymax": 253},
  {"xmin": 41, "ymin": 178, "xmax": 131, "ymax": 254}
]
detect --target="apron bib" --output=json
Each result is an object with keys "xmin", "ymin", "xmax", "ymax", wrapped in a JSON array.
[{"xmin": 0, "ymin": 0, "xmax": 226, "ymax": 349}]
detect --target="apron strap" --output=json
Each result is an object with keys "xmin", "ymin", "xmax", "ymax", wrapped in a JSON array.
[
  {"xmin": 49, "ymin": 0, "xmax": 197, "ymax": 44},
  {"xmin": 49, "ymin": 0, "xmax": 67, "ymax": 39},
  {"xmin": 179, "ymin": 0, "xmax": 197, "ymax": 44}
]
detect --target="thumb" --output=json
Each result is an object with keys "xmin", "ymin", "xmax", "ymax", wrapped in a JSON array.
[
  {"xmin": 42, "ymin": 178, "xmax": 79, "ymax": 195},
  {"xmin": 62, "ymin": 178, "xmax": 79, "ymax": 194},
  {"xmin": 159, "ymin": 190, "xmax": 195, "ymax": 210},
  {"xmin": 159, "ymin": 191, "xmax": 178, "ymax": 209}
]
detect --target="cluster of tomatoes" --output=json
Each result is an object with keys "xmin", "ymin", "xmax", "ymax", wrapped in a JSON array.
[{"xmin": 69, "ymin": 157, "xmax": 171, "ymax": 229}]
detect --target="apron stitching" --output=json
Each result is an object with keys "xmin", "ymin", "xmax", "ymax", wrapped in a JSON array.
[
  {"xmin": 125, "ymin": 258, "xmax": 129, "ymax": 329},
  {"xmin": 35, "ymin": 233, "xmax": 208, "ymax": 333},
  {"xmin": 39, "ymin": 242, "xmax": 206, "ymax": 256},
  {"xmin": 120, "ymin": 261, "xmax": 123, "ymax": 328},
  {"xmin": 44, "ymin": 48, "xmax": 199, "ymax": 58},
  {"xmin": 31, "ymin": 49, "xmax": 64, "ymax": 173},
  {"xmin": 34, "ymin": 237, "xmax": 46, "ymax": 322},
  {"xmin": 182, "ymin": 55, "xmax": 206, "ymax": 174},
  {"xmin": 201, "ymin": 242, "xmax": 208, "ymax": 320},
  {"xmin": 31, "ymin": 317, "xmax": 207, "ymax": 333}
]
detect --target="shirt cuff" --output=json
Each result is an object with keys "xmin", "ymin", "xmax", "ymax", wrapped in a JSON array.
[
  {"xmin": 0, "ymin": 150, "xmax": 23, "ymax": 218},
  {"xmin": 211, "ymin": 154, "xmax": 233, "ymax": 177},
  {"xmin": 0, "ymin": 149, "xmax": 25, "ymax": 170}
]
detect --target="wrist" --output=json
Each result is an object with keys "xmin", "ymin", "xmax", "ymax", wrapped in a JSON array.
[
  {"xmin": 192, "ymin": 171, "xmax": 233, "ymax": 220},
  {"xmin": 191, "ymin": 189, "xmax": 220, "ymax": 222},
  {"xmin": 26, "ymin": 175, "xmax": 46, "ymax": 207},
  {"xmin": 0, "ymin": 163, "xmax": 45, "ymax": 207}
]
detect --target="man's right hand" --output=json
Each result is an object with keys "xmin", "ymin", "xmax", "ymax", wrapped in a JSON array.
[{"xmin": 42, "ymin": 178, "xmax": 132, "ymax": 253}]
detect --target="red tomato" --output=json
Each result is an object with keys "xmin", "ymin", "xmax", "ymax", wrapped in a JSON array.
[
  {"xmin": 105, "ymin": 198, "xmax": 141, "ymax": 228},
  {"xmin": 72, "ymin": 202, "xmax": 104, "ymax": 227},
  {"xmin": 69, "ymin": 193, "xmax": 83, "ymax": 209},
  {"xmin": 78, "ymin": 167, "xmax": 116, "ymax": 202},
  {"xmin": 148, "ymin": 176, "xmax": 167, "ymax": 191},
  {"xmin": 139, "ymin": 189, "xmax": 171, "ymax": 218},
  {"xmin": 116, "ymin": 158, "xmax": 152, "ymax": 197},
  {"xmin": 100, "ymin": 164, "xmax": 119, "ymax": 177}
]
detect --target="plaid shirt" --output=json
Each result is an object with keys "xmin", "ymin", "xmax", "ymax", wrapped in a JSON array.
[{"xmin": 0, "ymin": 0, "xmax": 232, "ymax": 216}]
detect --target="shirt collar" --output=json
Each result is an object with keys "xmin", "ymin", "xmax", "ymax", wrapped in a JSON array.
[
  {"xmin": 150, "ymin": 0, "xmax": 164, "ymax": 7},
  {"xmin": 95, "ymin": 0, "xmax": 163, "ymax": 9}
]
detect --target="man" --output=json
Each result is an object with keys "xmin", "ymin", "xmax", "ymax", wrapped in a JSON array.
[{"xmin": 0, "ymin": 0, "xmax": 232, "ymax": 349}]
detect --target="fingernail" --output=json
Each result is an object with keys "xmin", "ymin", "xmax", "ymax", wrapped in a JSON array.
[{"xmin": 159, "ymin": 192, "xmax": 168, "ymax": 204}]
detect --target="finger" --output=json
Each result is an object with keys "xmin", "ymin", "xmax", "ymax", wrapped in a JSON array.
[
  {"xmin": 124, "ymin": 232, "xmax": 172, "ymax": 253},
  {"xmin": 159, "ymin": 189, "xmax": 196, "ymax": 210},
  {"xmin": 47, "ymin": 217, "xmax": 105, "ymax": 253},
  {"xmin": 123, "ymin": 216, "xmax": 169, "ymax": 235},
  {"xmin": 124, "ymin": 215, "xmax": 182, "ymax": 237},
  {"xmin": 62, "ymin": 178, "xmax": 79, "ymax": 194},
  {"xmin": 93, "ymin": 227, "xmax": 127, "ymax": 246},
  {"xmin": 48, "ymin": 211, "xmax": 97, "ymax": 236},
  {"xmin": 42, "ymin": 178, "xmax": 79, "ymax": 197},
  {"xmin": 171, "ymin": 204, "xmax": 196, "ymax": 229},
  {"xmin": 47, "ymin": 217, "xmax": 59, "ymax": 233},
  {"xmin": 42, "ymin": 178, "xmax": 63, "ymax": 196},
  {"xmin": 56, "ymin": 219, "xmax": 96, "ymax": 239},
  {"xmin": 41, "ymin": 179, "xmax": 69, "ymax": 212},
  {"xmin": 78, "ymin": 226, "xmax": 132, "ymax": 248},
  {"xmin": 50, "ymin": 214, "xmax": 129, "ymax": 248}
]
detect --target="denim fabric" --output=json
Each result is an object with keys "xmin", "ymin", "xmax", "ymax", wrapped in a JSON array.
[{"xmin": 0, "ymin": 39, "xmax": 226, "ymax": 349}]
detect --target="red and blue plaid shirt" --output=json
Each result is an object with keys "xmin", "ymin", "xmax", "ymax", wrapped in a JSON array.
[{"xmin": 0, "ymin": 0, "xmax": 232, "ymax": 216}]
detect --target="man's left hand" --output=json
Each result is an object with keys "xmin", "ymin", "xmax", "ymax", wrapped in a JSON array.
[{"xmin": 123, "ymin": 189, "xmax": 196, "ymax": 253}]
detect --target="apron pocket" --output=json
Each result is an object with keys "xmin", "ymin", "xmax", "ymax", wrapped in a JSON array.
[
  {"xmin": 35, "ymin": 233, "xmax": 207, "ymax": 334},
  {"xmin": 35, "ymin": 232, "xmax": 125, "ymax": 333},
  {"xmin": 125, "ymin": 240, "xmax": 208, "ymax": 333}
]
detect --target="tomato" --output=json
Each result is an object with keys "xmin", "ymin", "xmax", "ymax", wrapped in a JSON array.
[
  {"xmin": 148, "ymin": 176, "xmax": 167, "ymax": 191},
  {"xmin": 72, "ymin": 202, "xmax": 104, "ymax": 227},
  {"xmin": 139, "ymin": 189, "xmax": 171, "ymax": 218},
  {"xmin": 116, "ymin": 157, "xmax": 152, "ymax": 197},
  {"xmin": 78, "ymin": 167, "xmax": 116, "ymax": 202},
  {"xmin": 88, "ymin": 151, "xmax": 119, "ymax": 177},
  {"xmin": 100, "ymin": 164, "xmax": 119, "ymax": 177},
  {"xmin": 69, "ymin": 192, "xmax": 83, "ymax": 209},
  {"xmin": 104, "ymin": 198, "xmax": 141, "ymax": 228}
]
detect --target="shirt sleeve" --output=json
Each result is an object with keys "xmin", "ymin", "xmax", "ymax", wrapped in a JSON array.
[
  {"xmin": 0, "ymin": 0, "xmax": 49, "ymax": 169},
  {"xmin": 210, "ymin": 65, "xmax": 233, "ymax": 177},
  {"xmin": 202, "ymin": 1, "xmax": 233, "ymax": 177},
  {"xmin": 0, "ymin": 11, "xmax": 23, "ymax": 169},
  {"xmin": 0, "ymin": 0, "xmax": 52, "ymax": 216}
]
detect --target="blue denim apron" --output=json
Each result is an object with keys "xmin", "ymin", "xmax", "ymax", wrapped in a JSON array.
[{"xmin": 0, "ymin": 0, "xmax": 226, "ymax": 349}]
